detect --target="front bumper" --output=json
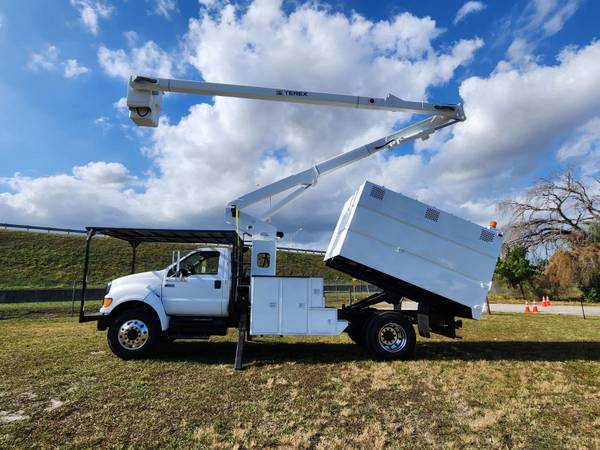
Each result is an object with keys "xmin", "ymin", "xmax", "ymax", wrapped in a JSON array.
[{"xmin": 79, "ymin": 312, "xmax": 110, "ymax": 330}]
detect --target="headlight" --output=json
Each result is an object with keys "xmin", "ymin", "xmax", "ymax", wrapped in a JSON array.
[{"xmin": 104, "ymin": 282, "xmax": 112, "ymax": 296}]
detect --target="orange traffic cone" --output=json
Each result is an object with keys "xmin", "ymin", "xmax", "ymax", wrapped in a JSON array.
[
  {"xmin": 542, "ymin": 296, "xmax": 548, "ymax": 307},
  {"xmin": 524, "ymin": 301, "xmax": 531, "ymax": 313},
  {"xmin": 532, "ymin": 300, "xmax": 539, "ymax": 313},
  {"xmin": 546, "ymin": 296, "xmax": 551, "ymax": 306}
]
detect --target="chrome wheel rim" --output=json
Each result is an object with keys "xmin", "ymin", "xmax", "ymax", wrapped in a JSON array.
[
  {"xmin": 118, "ymin": 319, "xmax": 149, "ymax": 350},
  {"xmin": 378, "ymin": 322, "xmax": 407, "ymax": 353}
]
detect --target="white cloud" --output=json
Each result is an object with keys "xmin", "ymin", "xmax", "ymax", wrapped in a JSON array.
[
  {"xmin": 113, "ymin": 97, "xmax": 128, "ymax": 114},
  {"xmin": 454, "ymin": 1, "xmax": 486, "ymax": 25},
  {"xmin": 72, "ymin": 161, "xmax": 134, "ymax": 184},
  {"xmin": 527, "ymin": 0, "xmax": 580, "ymax": 37},
  {"xmin": 403, "ymin": 40, "xmax": 600, "ymax": 216},
  {"xmin": 123, "ymin": 30, "xmax": 139, "ymax": 47},
  {"xmin": 94, "ymin": 116, "xmax": 112, "ymax": 131},
  {"xmin": 0, "ymin": 164, "xmax": 139, "ymax": 228},
  {"xmin": 70, "ymin": 0, "xmax": 114, "ymax": 35},
  {"xmin": 1, "ymin": 0, "xmax": 537, "ymax": 245},
  {"xmin": 497, "ymin": 0, "xmax": 581, "ymax": 72},
  {"xmin": 557, "ymin": 117, "xmax": 600, "ymax": 175},
  {"xmin": 98, "ymin": 41, "xmax": 174, "ymax": 80},
  {"xmin": 9, "ymin": 2, "xmax": 599, "ymax": 246},
  {"xmin": 500, "ymin": 37, "xmax": 538, "ymax": 70},
  {"xmin": 542, "ymin": 0, "xmax": 579, "ymax": 36},
  {"xmin": 199, "ymin": 0, "xmax": 218, "ymax": 7},
  {"xmin": 29, "ymin": 45, "xmax": 61, "ymax": 71},
  {"xmin": 64, "ymin": 59, "xmax": 90, "ymax": 78},
  {"xmin": 29, "ymin": 45, "xmax": 90, "ymax": 79},
  {"xmin": 152, "ymin": 0, "xmax": 177, "ymax": 19}
]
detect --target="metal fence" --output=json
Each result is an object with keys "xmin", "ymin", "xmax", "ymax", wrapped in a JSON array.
[{"xmin": 1, "ymin": 222, "xmax": 85, "ymax": 235}]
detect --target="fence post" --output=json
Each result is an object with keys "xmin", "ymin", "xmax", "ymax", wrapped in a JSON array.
[{"xmin": 70, "ymin": 280, "xmax": 77, "ymax": 317}]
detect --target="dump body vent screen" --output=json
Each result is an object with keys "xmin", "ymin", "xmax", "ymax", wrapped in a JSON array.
[
  {"xmin": 480, "ymin": 229, "xmax": 495, "ymax": 242},
  {"xmin": 370, "ymin": 185, "xmax": 385, "ymax": 200},
  {"xmin": 424, "ymin": 207, "xmax": 440, "ymax": 222}
]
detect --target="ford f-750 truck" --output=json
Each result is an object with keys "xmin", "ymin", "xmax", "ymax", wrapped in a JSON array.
[{"xmin": 79, "ymin": 76, "xmax": 502, "ymax": 369}]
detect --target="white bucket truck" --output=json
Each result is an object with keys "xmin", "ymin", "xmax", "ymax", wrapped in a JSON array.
[{"xmin": 79, "ymin": 76, "xmax": 502, "ymax": 369}]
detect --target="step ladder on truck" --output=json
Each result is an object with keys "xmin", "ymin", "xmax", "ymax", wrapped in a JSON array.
[{"xmin": 79, "ymin": 75, "xmax": 503, "ymax": 369}]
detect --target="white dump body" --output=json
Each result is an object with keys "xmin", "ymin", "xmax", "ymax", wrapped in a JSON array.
[{"xmin": 325, "ymin": 181, "xmax": 503, "ymax": 320}]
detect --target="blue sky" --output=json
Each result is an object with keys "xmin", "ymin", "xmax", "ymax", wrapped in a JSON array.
[{"xmin": 0, "ymin": 0, "xmax": 599, "ymax": 247}]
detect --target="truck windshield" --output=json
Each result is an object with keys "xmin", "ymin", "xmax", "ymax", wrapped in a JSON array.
[{"xmin": 170, "ymin": 251, "xmax": 220, "ymax": 277}]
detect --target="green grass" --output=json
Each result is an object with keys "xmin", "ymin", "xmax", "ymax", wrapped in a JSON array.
[
  {"xmin": 0, "ymin": 301, "xmax": 78, "ymax": 319},
  {"xmin": 0, "ymin": 229, "xmax": 350, "ymax": 289},
  {"xmin": 0, "ymin": 308, "xmax": 598, "ymax": 448}
]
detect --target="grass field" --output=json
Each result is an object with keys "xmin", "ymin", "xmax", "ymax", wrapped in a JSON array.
[{"xmin": 1, "ymin": 305, "xmax": 598, "ymax": 449}]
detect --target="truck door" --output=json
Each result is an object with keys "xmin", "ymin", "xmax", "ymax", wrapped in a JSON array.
[{"xmin": 161, "ymin": 250, "xmax": 227, "ymax": 317}]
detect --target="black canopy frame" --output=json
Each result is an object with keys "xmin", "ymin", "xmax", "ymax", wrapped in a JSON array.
[{"xmin": 78, "ymin": 227, "xmax": 243, "ymax": 323}]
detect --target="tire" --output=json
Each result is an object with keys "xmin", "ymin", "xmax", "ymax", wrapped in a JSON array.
[
  {"xmin": 363, "ymin": 312, "xmax": 416, "ymax": 360},
  {"xmin": 346, "ymin": 323, "xmax": 365, "ymax": 346},
  {"xmin": 107, "ymin": 308, "xmax": 161, "ymax": 359}
]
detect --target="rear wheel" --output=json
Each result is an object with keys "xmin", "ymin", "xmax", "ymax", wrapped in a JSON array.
[
  {"xmin": 107, "ymin": 308, "xmax": 160, "ymax": 359},
  {"xmin": 363, "ymin": 312, "xmax": 416, "ymax": 360}
]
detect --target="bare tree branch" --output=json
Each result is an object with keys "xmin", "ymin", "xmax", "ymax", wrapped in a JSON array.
[{"xmin": 499, "ymin": 170, "xmax": 600, "ymax": 251}]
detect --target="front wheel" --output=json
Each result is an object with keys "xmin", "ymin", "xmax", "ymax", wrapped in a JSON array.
[
  {"xmin": 107, "ymin": 308, "xmax": 160, "ymax": 359},
  {"xmin": 363, "ymin": 312, "xmax": 416, "ymax": 360}
]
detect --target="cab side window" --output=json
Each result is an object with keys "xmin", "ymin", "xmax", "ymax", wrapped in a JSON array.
[
  {"xmin": 194, "ymin": 252, "xmax": 220, "ymax": 275},
  {"xmin": 176, "ymin": 251, "xmax": 220, "ymax": 276}
]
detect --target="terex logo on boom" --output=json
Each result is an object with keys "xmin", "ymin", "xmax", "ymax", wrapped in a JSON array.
[{"xmin": 276, "ymin": 89, "xmax": 308, "ymax": 96}]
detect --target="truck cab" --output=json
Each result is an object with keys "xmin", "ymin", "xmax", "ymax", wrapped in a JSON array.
[
  {"xmin": 81, "ymin": 228, "xmax": 347, "ymax": 362},
  {"xmin": 101, "ymin": 247, "xmax": 232, "ymax": 320}
]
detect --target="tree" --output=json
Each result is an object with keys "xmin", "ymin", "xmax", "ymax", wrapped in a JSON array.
[
  {"xmin": 546, "ymin": 245, "xmax": 600, "ymax": 302},
  {"xmin": 499, "ymin": 171, "xmax": 600, "ymax": 251},
  {"xmin": 495, "ymin": 247, "xmax": 539, "ymax": 299}
]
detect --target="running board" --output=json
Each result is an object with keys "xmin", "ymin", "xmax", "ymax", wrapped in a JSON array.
[{"xmin": 168, "ymin": 317, "xmax": 227, "ymax": 337}]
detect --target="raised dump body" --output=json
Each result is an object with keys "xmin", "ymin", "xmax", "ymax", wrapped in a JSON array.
[{"xmin": 325, "ymin": 181, "xmax": 503, "ymax": 320}]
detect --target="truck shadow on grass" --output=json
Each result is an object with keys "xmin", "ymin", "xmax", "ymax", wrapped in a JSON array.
[{"xmin": 151, "ymin": 340, "xmax": 600, "ymax": 366}]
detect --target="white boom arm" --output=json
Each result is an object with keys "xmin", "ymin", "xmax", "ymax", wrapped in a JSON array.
[{"xmin": 126, "ymin": 75, "xmax": 465, "ymax": 239}]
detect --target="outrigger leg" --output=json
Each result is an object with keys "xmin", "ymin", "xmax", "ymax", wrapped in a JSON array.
[{"xmin": 233, "ymin": 311, "xmax": 247, "ymax": 370}]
